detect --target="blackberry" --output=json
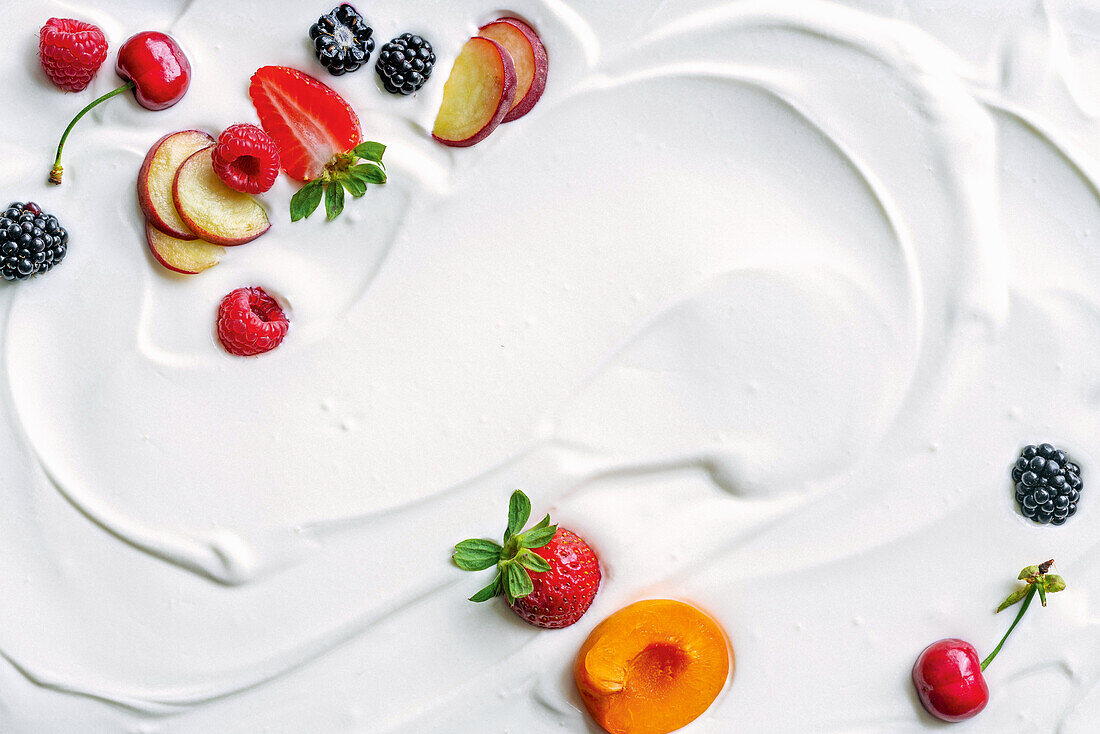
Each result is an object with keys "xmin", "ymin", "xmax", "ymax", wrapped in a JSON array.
[
  {"xmin": 1013, "ymin": 443, "xmax": 1082, "ymax": 525},
  {"xmin": 375, "ymin": 33, "xmax": 435, "ymax": 95},
  {"xmin": 0, "ymin": 202, "xmax": 68, "ymax": 281},
  {"xmin": 309, "ymin": 4, "xmax": 374, "ymax": 76}
]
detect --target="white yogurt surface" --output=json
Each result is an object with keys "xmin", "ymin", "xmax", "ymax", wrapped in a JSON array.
[{"xmin": 1, "ymin": 0, "xmax": 1099, "ymax": 731}]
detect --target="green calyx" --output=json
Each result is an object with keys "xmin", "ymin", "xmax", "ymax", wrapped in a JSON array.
[
  {"xmin": 453, "ymin": 489, "xmax": 558, "ymax": 605},
  {"xmin": 997, "ymin": 559, "xmax": 1065, "ymax": 612},
  {"xmin": 289, "ymin": 141, "xmax": 387, "ymax": 222},
  {"xmin": 981, "ymin": 560, "xmax": 1065, "ymax": 671}
]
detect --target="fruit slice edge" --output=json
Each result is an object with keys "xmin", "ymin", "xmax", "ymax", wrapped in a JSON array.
[
  {"xmin": 145, "ymin": 220, "xmax": 225, "ymax": 274},
  {"xmin": 138, "ymin": 130, "xmax": 216, "ymax": 240},
  {"xmin": 172, "ymin": 148, "xmax": 271, "ymax": 247},
  {"xmin": 432, "ymin": 37, "xmax": 517, "ymax": 147},
  {"xmin": 478, "ymin": 18, "xmax": 548, "ymax": 122}
]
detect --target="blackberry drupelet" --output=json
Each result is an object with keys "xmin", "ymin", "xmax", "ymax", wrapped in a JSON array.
[
  {"xmin": 0, "ymin": 202, "xmax": 68, "ymax": 281},
  {"xmin": 375, "ymin": 33, "xmax": 435, "ymax": 95},
  {"xmin": 309, "ymin": 4, "xmax": 374, "ymax": 76},
  {"xmin": 1013, "ymin": 443, "xmax": 1083, "ymax": 525}
]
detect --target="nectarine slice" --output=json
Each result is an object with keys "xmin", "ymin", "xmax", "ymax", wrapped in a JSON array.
[
  {"xmin": 145, "ymin": 220, "xmax": 224, "ymax": 275},
  {"xmin": 478, "ymin": 18, "xmax": 548, "ymax": 122},
  {"xmin": 138, "ymin": 130, "xmax": 215, "ymax": 240},
  {"xmin": 173, "ymin": 147, "xmax": 271, "ymax": 246},
  {"xmin": 432, "ymin": 36, "xmax": 517, "ymax": 147},
  {"xmin": 575, "ymin": 600, "xmax": 731, "ymax": 734}
]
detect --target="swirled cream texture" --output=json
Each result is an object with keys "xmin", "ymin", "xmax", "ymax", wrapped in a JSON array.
[{"xmin": 2, "ymin": 0, "xmax": 1100, "ymax": 731}]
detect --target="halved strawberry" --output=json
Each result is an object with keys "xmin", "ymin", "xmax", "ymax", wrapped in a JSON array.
[{"xmin": 248, "ymin": 66, "xmax": 361, "ymax": 181}]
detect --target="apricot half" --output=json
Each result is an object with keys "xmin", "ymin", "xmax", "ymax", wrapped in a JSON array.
[{"xmin": 574, "ymin": 600, "xmax": 731, "ymax": 734}]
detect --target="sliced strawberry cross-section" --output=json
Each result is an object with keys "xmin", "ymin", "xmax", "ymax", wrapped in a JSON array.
[{"xmin": 248, "ymin": 66, "xmax": 362, "ymax": 181}]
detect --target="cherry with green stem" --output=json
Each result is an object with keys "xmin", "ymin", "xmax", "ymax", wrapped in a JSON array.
[
  {"xmin": 48, "ymin": 31, "xmax": 191, "ymax": 185},
  {"xmin": 912, "ymin": 560, "xmax": 1066, "ymax": 723},
  {"xmin": 49, "ymin": 83, "xmax": 134, "ymax": 184},
  {"xmin": 980, "ymin": 560, "xmax": 1063, "ymax": 670}
]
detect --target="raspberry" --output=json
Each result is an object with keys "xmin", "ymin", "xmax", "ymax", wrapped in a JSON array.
[
  {"xmin": 211, "ymin": 124, "xmax": 281, "ymax": 194},
  {"xmin": 216, "ymin": 287, "xmax": 289, "ymax": 357},
  {"xmin": 39, "ymin": 18, "xmax": 108, "ymax": 93}
]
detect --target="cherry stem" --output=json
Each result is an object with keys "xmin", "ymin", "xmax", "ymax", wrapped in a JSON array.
[
  {"xmin": 980, "ymin": 584, "xmax": 1036, "ymax": 671},
  {"xmin": 48, "ymin": 81, "xmax": 135, "ymax": 185}
]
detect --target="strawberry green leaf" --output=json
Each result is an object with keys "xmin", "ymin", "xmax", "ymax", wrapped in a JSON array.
[
  {"xmin": 505, "ymin": 490, "xmax": 532, "ymax": 541},
  {"xmin": 341, "ymin": 174, "xmax": 367, "ymax": 198},
  {"xmin": 290, "ymin": 180, "xmax": 324, "ymax": 221},
  {"xmin": 503, "ymin": 560, "xmax": 534, "ymax": 601},
  {"xmin": 469, "ymin": 571, "xmax": 502, "ymax": 603},
  {"xmin": 349, "ymin": 163, "xmax": 387, "ymax": 185},
  {"xmin": 532, "ymin": 514, "xmax": 551, "ymax": 530},
  {"xmin": 353, "ymin": 141, "xmax": 386, "ymax": 163},
  {"xmin": 516, "ymin": 524, "xmax": 557, "ymax": 550},
  {"xmin": 517, "ymin": 549, "xmax": 551, "ymax": 574},
  {"xmin": 1019, "ymin": 565, "xmax": 1041, "ymax": 580},
  {"xmin": 324, "ymin": 180, "xmax": 345, "ymax": 220},
  {"xmin": 996, "ymin": 585, "xmax": 1029, "ymax": 612},
  {"xmin": 1045, "ymin": 574, "xmax": 1066, "ymax": 593},
  {"xmin": 453, "ymin": 539, "xmax": 503, "ymax": 571}
]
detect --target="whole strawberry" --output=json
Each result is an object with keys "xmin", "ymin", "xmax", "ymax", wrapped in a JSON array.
[
  {"xmin": 454, "ymin": 490, "xmax": 601, "ymax": 629},
  {"xmin": 39, "ymin": 18, "xmax": 108, "ymax": 93}
]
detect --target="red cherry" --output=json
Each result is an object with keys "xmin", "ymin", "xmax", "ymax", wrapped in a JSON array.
[
  {"xmin": 115, "ymin": 31, "xmax": 191, "ymax": 110},
  {"xmin": 912, "ymin": 639, "xmax": 989, "ymax": 722},
  {"xmin": 49, "ymin": 31, "xmax": 192, "ymax": 183}
]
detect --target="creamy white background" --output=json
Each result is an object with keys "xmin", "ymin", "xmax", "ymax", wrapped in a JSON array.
[{"xmin": 1, "ymin": 0, "xmax": 1099, "ymax": 731}]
